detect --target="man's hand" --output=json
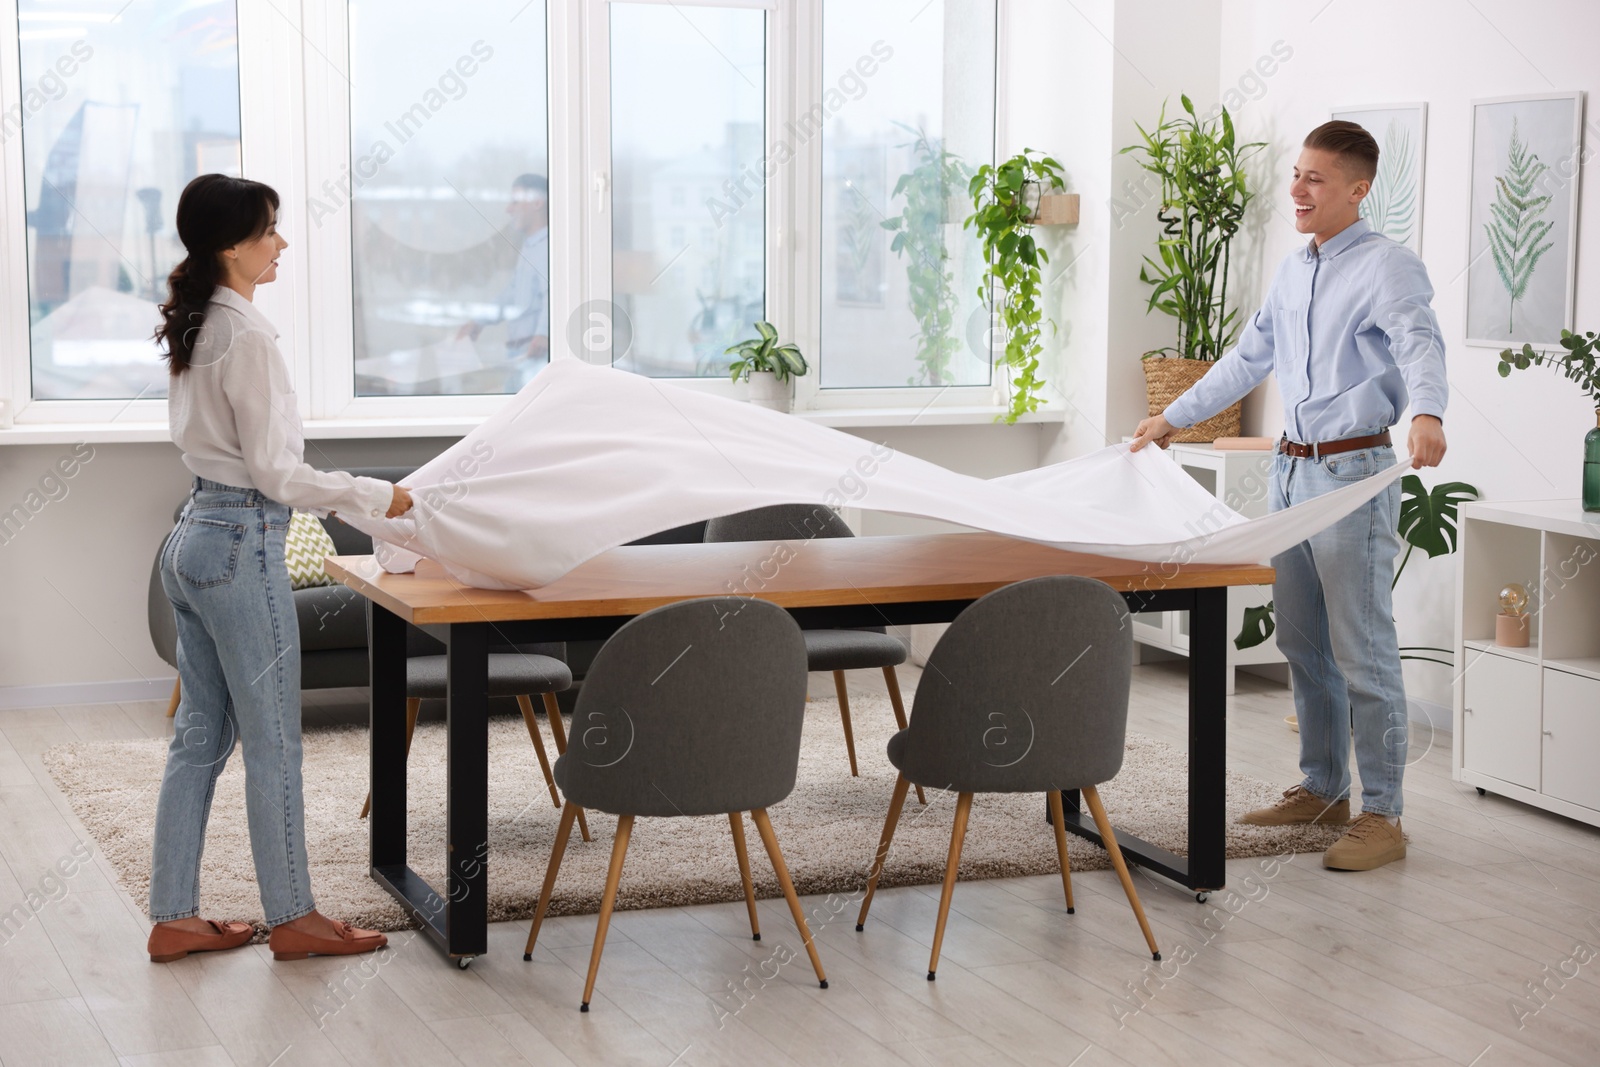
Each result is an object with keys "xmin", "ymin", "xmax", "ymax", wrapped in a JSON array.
[
  {"xmin": 455, "ymin": 322, "xmax": 483, "ymax": 342},
  {"xmin": 1407, "ymin": 414, "xmax": 1446, "ymax": 469},
  {"xmin": 387, "ymin": 485, "xmax": 414, "ymax": 518},
  {"xmin": 524, "ymin": 335, "xmax": 549, "ymax": 361},
  {"xmin": 1130, "ymin": 413, "xmax": 1177, "ymax": 452}
]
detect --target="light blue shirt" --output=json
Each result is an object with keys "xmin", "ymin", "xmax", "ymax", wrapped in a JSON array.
[{"xmin": 1164, "ymin": 218, "xmax": 1448, "ymax": 443}]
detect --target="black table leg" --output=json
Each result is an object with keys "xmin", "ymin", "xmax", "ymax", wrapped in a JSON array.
[
  {"xmin": 443, "ymin": 622, "xmax": 490, "ymax": 959},
  {"xmin": 369, "ymin": 614, "xmax": 492, "ymax": 964},
  {"xmin": 369, "ymin": 604, "xmax": 408, "ymax": 868},
  {"xmin": 1186, "ymin": 586, "xmax": 1228, "ymax": 892}
]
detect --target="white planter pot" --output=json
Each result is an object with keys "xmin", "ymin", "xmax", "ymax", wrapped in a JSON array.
[{"xmin": 746, "ymin": 371, "xmax": 792, "ymax": 412}]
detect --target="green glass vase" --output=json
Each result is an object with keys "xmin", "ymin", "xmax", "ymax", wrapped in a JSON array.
[{"xmin": 1586, "ymin": 412, "xmax": 1600, "ymax": 513}]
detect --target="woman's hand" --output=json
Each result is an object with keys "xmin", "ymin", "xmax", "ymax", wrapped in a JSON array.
[{"xmin": 386, "ymin": 485, "xmax": 414, "ymax": 518}]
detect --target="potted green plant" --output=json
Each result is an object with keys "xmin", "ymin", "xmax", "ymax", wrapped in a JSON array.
[
  {"xmin": 1122, "ymin": 96, "xmax": 1265, "ymax": 442},
  {"xmin": 1498, "ymin": 330, "xmax": 1600, "ymax": 512},
  {"xmin": 964, "ymin": 148, "xmax": 1065, "ymax": 423},
  {"xmin": 727, "ymin": 320, "xmax": 808, "ymax": 412},
  {"xmin": 880, "ymin": 124, "xmax": 971, "ymax": 387}
]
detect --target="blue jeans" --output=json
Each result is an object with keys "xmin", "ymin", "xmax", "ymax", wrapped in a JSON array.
[
  {"xmin": 1270, "ymin": 440, "xmax": 1407, "ymax": 817},
  {"xmin": 149, "ymin": 478, "xmax": 315, "ymax": 925}
]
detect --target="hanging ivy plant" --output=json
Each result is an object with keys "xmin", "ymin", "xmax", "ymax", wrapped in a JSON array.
[{"xmin": 964, "ymin": 148, "xmax": 1065, "ymax": 423}]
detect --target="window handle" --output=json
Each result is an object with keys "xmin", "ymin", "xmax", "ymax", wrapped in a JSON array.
[{"xmin": 593, "ymin": 170, "xmax": 609, "ymax": 214}]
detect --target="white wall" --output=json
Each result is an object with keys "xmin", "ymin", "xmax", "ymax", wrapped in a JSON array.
[
  {"xmin": 1217, "ymin": 0, "xmax": 1600, "ymax": 709},
  {"xmin": 0, "ymin": 438, "xmax": 452, "ymax": 701}
]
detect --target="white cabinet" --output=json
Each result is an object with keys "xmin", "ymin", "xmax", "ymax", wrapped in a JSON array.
[
  {"xmin": 1130, "ymin": 443, "xmax": 1283, "ymax": 694},
  {"xmin": 1542, "ymin": 669, "xmax": 1600, "ymax": 812},
  {"xmin": 1460, "ymin": 648, "xmax": 1540, "ymax": 789},
  {"xmin": 1453, "ymin": 500, "xmax": 1600, "ymax": 827}
]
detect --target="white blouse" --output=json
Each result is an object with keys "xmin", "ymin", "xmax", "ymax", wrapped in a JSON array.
[{"xmin": 168, "ymin": 286, "xmax": 392, "ymax": 519}]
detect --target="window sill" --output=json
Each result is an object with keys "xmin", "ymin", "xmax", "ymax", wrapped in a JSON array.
[{"xmin": 0, "ymin": 402, "xmax": 1064, "ymax": 446}]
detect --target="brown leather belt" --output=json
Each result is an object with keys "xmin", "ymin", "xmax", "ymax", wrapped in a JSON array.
[{"xmin": 1277, "ymin": 430, "xmax": 1391, "ymax": 459}]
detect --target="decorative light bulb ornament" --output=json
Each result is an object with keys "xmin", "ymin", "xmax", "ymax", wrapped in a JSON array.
[{"xmin": 1495, "ymin": 582, "xmax": 1531, "ymax": 648}]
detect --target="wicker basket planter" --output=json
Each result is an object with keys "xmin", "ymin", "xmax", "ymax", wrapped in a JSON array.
[{"xmin": 1141, "ymin": 356, "xmax": 1242, "ymax": 443}]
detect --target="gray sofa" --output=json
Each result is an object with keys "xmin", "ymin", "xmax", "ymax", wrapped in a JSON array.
[{"xmin": 147, "ymin": 465, "xmax": 708, "ymax": 695}]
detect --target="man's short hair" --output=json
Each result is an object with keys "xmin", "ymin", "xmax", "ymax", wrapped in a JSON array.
[
  {"xmin": 1303, "ymin": 121, "xmax": 1379, "ymax": 182},
  {"xmin": 512, "ymin": 173, "xmax": 548, "ymax": 198}
]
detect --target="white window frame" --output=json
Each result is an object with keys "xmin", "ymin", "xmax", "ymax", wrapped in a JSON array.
[
  {"xmin": 578, "ymin": 0, "xmax": 785, "ymax": 400},
  {"xmin": 0, "ymin": 0, "xmax": 1038, "ymax": 438},
  {"xmin": 300, "ymin": 0, "xmax": 559, "ymax": 421},
  {"xmin": 791, "ymin": 0, "xmax": 1013, "ymax": 415}
]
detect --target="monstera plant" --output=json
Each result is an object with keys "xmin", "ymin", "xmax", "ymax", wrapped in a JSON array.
[{"xmin": 1235, "ymin": 475, "xmax": 1480, "ymax": 662}]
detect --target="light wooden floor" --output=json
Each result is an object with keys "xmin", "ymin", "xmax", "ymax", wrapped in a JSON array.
[{"xmin": 2, "ymin": 663, "xmax": 1598, "ymax": 1067}]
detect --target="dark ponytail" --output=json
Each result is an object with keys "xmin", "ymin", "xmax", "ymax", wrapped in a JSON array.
[{"xmin": 155, "ymin": 174, "xmax": 280, "ymax": 373}]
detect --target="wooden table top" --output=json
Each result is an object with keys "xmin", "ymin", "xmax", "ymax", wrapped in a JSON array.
[{"xmin": 325, "ymin": 532, "xmax": 1274, "ymax": 626}]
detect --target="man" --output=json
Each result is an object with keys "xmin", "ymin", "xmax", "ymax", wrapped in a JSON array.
[
  {"xmin": 457, "ymin": 172, "xmax": 550, "ymax": 392},
  {"xmin": 1131, "ymin": 120, "xmax": 1448, "ymax": 872}
]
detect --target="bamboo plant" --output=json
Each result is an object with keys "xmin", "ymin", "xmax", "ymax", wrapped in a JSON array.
[{"xmin": 1121, "ymin": 97, "xmax": 1264, "ymax": 361}]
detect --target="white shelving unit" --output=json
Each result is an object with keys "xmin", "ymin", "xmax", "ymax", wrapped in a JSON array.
[
  {"xmin": 1453, "ymin": 500, "xmax": 1600, "ymax": 825},
  {"xmin": 1130, "ymin": 443, "xmax": 1283, "ymax": 694}
]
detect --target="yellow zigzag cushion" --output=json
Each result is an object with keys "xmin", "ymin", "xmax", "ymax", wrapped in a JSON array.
[{"xmin": 285, "ymin": 511, "xmax": 337, "ymax": 590}]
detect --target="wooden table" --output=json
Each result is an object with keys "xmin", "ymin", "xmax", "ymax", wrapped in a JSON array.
[{"xmin": 327, "ymin": 532, "xmax": 1273, "ymax": 967}]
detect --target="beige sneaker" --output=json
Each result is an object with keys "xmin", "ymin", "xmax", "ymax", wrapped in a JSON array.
[
  {"xmin": 1323, "ymin": 813, "xmax": 1406, "ymax": 871},
  {"xmin": 1239, "ymin": 785, "xmax": 1350, "ymax": 826}
]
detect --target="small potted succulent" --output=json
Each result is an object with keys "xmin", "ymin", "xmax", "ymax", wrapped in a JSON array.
[{"xmin": 727, "ymin": 320, "xmax": 808, "ymax": 412}]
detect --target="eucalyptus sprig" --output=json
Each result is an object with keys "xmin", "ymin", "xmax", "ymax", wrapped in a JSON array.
[
  {"xmin": 880, "ymin": 123, "xmax": 970, "ymax": 387},
  {"xmin": 726, "ymin": 320, "xmax": 808, "ymax": 383},
  {"xmin": 964, "ymin": 148, "xmax": 1065, "ymax": 423},
  {"xmin": 1498, "ymin": 329, "xmax": 1600, "ymax": 409}
]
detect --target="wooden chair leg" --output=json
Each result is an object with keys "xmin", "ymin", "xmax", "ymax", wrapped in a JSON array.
[
  {"xmin": 164, "ymin": 677, "xmax": 181, "ymax": 718},
  {"xmin": 856, "ymin": 774, "xmax": 911, "ymax": 930},
  {"xmin": 728, "ymin": 812, "xmax": 761, "ymax": 941},
  {"xmin": 1045, "ymin": 790, "xmax": 1076, "ymax": 914},
  {"xmin": 833, "ymin": 670, "xmax": 859, "ymax": 777},
  {"xmin": 362, "ymin": 697, "xmax": 421, "ymax": 820},
  {"xmin": 1082, "ymin": 785, "xmax": 1160, "ymax": 961},
  {"xmin": 927, "ymin": 792, "xmax": 972, "ymax": 981},
  {"xmin": 543, "ymin": 696, "xmax": 592, "ymax": 843},
  {"xmin": 749, "ymin": 809, "xmax": 827, "ymax": 988},
  {"xmin": 580, "ymin": 812, "xmax": 635, "ymax": 1011},
  {"xmin": 881, "ymin": 667, "xmax": 925, "ymax": 805},
  {"xmin": 524, "ymin": 801, "xmax": 579, "ymax": 959},
  {"xmin": 518, "ymin": 695, "xmax": 560, "ymax": 808}
]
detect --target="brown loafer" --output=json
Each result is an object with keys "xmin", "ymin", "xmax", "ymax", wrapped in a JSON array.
[
  {"xmin": 269, "ymin": 919, "xmax": 387, "ymax": 961},
  {"xmin": 148, "ymin": 919, "xmax": 254, "ymax": 963}
]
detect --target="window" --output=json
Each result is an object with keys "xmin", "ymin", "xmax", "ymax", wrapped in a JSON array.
[
  {"xmin": 605, "ymin": 1, "xmax": 764, "ymax": 378},
  {"xmin": 15, "ymin": 0, "xmax": 241, "ymax": 402},
  {"xmin": 346, "ymin": 1, "xmax": 549, "ymax": 397},
  {"xmin": 818, "ymin": 0, "xmax": 996, "ymax": 390}
]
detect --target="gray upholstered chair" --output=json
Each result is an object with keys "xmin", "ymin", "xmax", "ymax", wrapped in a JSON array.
[
  {"xmin": 358, "ymin": 638, "xmax": 587, "ymax": 841},
  {"xmin": 854, "ymin": 575, "xmax": 1161, "ymax": 979},
  {"xmin": 703, "ymin": 504, "xmax": 924, "ymax": 805},
  {"xmin": 522, "ymin": 596, "xmax": 828, "ymax": 1012}
]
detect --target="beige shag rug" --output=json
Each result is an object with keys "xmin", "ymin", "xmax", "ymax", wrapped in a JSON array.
[{"xmin": 43, "ymin": 694, "xmax": 1342, "ymax": 937}]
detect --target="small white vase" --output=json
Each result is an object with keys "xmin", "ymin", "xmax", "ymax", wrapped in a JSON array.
[{"xmin": 746, "ymin": 371, "xmax": 792, "ymax": 412}]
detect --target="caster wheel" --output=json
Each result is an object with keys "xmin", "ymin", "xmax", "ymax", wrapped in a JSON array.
[
  {"xmin": 1476, "ymin": 787, "xmax": 1487, "ymax": 796},
  {"xmin": 457, "ymin": 957, "xmax": 473, "ymax": 970},
  {"xmin": 1195, "ymin": 892, "xmax": 1210, "ymax": 904}
]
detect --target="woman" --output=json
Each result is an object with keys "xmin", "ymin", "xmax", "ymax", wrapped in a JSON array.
[{"xmin": 147, "ymin": 174, "xmax": 408, "ymax": 963}]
